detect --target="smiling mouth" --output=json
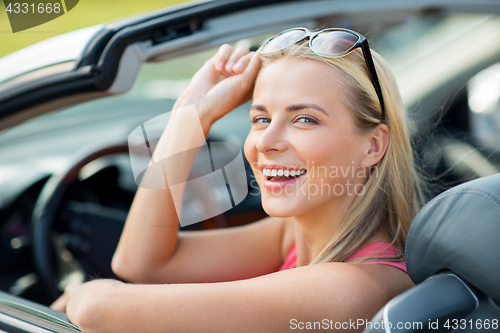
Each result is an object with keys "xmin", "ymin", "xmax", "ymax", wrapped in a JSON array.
[{"xmin": 263, "ymin": 168, "xmax": 307, "ymax": 182}]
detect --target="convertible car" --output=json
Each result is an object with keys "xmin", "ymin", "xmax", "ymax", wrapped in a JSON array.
[{"xmin": 0, "ymin": 0, "xmax": 499, "ymax": 332}]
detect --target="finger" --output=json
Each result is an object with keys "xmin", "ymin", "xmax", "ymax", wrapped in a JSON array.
[
  {"xmin": 213, "ymin": 44, "xmax": 233, "ymax": 72},
  {"xmin": 224, "ymin": 51, "xmax": 261, "ymax": 111},
  {"xmin": 232, "ymin": 51, "xmax": 254, "ymax": 74},
  {"xmin": 225, "ymin": 46, "xmax": 250, "ymax": 73},
  {"xmin": 50, "ymin": 294, "xmax": 68, "ymax": 312},
  {"xmin": 240, "ymin": 50, "xmax": 262, "ymax": 82}
]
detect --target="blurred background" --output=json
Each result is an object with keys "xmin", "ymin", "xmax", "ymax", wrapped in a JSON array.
[{"xmin": 0, "ymin": 0, "xmax": 189, "ymax": 58}]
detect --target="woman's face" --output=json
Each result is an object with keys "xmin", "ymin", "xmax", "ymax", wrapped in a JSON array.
[{"xmin": 244, "ymin": 57, "xmax": 372, "ymax": 218}]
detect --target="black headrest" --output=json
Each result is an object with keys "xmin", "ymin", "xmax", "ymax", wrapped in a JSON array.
[{"xmin": 406, "ymin": 173, "xmax": 500, "ymax": 303}]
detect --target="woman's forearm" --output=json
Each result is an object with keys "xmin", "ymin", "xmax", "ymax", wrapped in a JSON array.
[
  {"xmin": 68, "ymin": 263, "xmax": 389, "ymax": 333},
  {"xmin": 111, "ymin": 46, "xmax": 261, "ymax": 283},
  {"xmin": 112, "ymin": 99, "xmax": 211, "ymax": 283}
]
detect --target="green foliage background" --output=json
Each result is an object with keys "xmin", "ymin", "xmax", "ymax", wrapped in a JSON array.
[{"xmin": 0, "ymin": 0, "xmax": 189, "ymax": 58}]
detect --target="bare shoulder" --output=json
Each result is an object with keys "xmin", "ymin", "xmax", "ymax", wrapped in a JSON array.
[
  {"xmin": 294, "ymin": 262, "xmax": 414, "ymax": 303},
  {"xmin": 224, "ymin": 260, "xmax": 415, "ymax": 331},
  {"xmin": 343, "ymin": 263, "xmax": 415, "ymax": 301}
]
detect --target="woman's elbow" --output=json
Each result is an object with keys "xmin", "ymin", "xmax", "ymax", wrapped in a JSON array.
[
  {"xmin": 111, "ymin": 252, "xmax": 134, "ymax": 282},
  {"xmin": 111, "ymin": 253, "xmax": 158, "ymax": 283}
]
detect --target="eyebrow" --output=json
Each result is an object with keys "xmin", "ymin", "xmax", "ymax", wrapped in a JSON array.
[{"xmin": 250, "ymin": 103, "xmax": 329, "ymax": 116}]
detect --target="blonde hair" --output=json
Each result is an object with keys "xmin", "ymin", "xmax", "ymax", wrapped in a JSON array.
[{"xmin": 260, "ymin": 41, "xmax": 425, "ymax": 264}]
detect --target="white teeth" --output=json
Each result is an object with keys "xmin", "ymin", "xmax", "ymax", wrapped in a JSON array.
[{"xmin": 263, "ymin": 168, "xmax": 307, "ymax": 178}]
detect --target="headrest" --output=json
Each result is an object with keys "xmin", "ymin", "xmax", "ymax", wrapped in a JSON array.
[{"xmin": 406, "ymin": 173, "xmax": 500, "ymax": 303}]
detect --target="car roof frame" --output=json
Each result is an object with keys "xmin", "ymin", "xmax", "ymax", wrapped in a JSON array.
[{"xmin": 0, "ymin": 0, "xmax": 499, "ymax": 131}]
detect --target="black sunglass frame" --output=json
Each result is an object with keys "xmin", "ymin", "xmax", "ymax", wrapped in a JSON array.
[{"xmin": 261, "ymin": 27, "xmax": 386, "ymax": 121}]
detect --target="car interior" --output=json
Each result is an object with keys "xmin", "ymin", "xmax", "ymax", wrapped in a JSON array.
[{"xmin": 0, "ymin": 1, "xmax": 499, "ymax": 332}]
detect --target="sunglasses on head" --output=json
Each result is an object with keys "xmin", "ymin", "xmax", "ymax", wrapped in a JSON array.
[{"xmin": 260, "ymin": 27, "xmax": 386, "ymax": 121}]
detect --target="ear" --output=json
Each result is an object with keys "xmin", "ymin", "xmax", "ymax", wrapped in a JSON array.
[{"xmin": 360, "ymin": 124, "xmax": 389, "ymax": 168}]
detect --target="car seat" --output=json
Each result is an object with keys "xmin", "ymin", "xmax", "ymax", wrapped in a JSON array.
[{"xmin": 364, "ymin": 173, "xmax": 500, "ymax": 332}]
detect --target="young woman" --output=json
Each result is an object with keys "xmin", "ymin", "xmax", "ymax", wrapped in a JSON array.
[{"xmin": 51, "ymin": 28, "xmax": 424, "ymax": 332}]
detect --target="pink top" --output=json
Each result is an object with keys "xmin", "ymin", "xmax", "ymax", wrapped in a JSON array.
[{"xmin": 279, "ymin": 242, "xmax": 407, "ymax": 273}]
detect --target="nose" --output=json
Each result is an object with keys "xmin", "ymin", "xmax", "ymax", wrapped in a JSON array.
[{"xmin": 255, "ymin": 121, "xmax": 289, "ymax": 154}]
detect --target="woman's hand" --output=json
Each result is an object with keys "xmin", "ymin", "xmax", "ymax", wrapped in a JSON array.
[
  {"xmin": 51, "ymin": 279, "xmax": 123, "ymax": 330},
  {"xmin": 175, "ymin": 44, "xmax": 262, "ymax": 132},
  {"xmin": 50, "ymin": 281, "xmax": 84, "ymax": 313}
]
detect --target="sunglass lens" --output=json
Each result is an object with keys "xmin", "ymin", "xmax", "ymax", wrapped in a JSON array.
[
  {"xmin": 311, "ymin": 30, "xmax": 359, "ymax": 55},
  {"xmin": 261, "ymin": 29, "xmax": 307, "ymax": 53}
]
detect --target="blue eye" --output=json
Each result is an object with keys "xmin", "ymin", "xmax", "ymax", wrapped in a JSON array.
[
  {"xmin": 295, "ymin": 116, "xmax": 318, "ymax": 124},
  {"xmin": 252, "ymin": 117, "xmax": 270, "ymax": 124}
]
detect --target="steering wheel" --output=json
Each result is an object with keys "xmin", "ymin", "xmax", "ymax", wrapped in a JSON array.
[{"xmin": 31, "ymin": 143, "xmax": 227, "ymax": 301}]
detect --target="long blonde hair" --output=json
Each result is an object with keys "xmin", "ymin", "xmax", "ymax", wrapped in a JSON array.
[{"xmin": 260, "ymin": 40, "xmax": 425, "ymax": 264}]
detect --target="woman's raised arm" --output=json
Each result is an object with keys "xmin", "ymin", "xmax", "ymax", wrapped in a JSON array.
[{"xmin": 111, "ymin": 45, "xmax": 287, "ymax": 284}]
